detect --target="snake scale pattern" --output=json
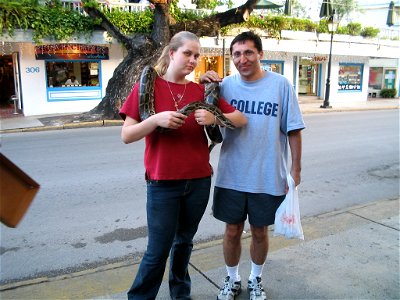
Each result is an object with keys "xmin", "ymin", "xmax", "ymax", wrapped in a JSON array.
[{"xmin": 139, "ymin": 65, "xmax": 235, "ymax": 152}]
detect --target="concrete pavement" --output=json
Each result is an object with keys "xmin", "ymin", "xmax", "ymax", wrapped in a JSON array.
[{"xmin": 0, "ymin": 198, "xmax": 398, "ymax": 299}]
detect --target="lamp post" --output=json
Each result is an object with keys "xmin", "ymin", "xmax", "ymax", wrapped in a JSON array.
[{"xmin": 321, "ymin": 12, "xmax": 338, "ymax": 109}]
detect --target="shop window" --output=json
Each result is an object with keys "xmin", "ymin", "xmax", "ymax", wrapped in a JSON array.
[
  {"xmin": 45, "ymin": 61, "xmax": 100, "ymax": 88},
  {"xmin": 368, "ymin": 67, "xmax": 383, "ymax": 90},
  {"xmin": 338, "ymin": 63, "xmax": 363, "ymax": 91},
  {"xmin": 260, "ymin": 60, "xmax": 284, "ymax": 75}
]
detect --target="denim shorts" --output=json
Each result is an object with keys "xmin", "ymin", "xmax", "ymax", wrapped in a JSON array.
[{"xmin": 213, "ymin": 187, "xmax": 285, "ymax": 227}]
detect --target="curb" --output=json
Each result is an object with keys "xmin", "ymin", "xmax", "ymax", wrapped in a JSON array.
[
  {"xmin": 0, "ymin": 120, "xmax": 124, "ymax": 134},
  {"xmin": 0, "ymin": 104, "xmax": 398, "ymax": 134},
  {"xmin": 301, "ymin": 105, "xmax": 399, "ymax": 114}
]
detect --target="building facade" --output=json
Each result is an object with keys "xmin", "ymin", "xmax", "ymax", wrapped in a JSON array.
[{"xmin": 1, "ymin": 27, "xmax": 399, "ymax": 117}]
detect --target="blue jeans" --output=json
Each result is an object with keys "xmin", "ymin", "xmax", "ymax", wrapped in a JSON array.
[{"xmin": 127, "ymin": 177, "xmax": 211, "ymax": 300}]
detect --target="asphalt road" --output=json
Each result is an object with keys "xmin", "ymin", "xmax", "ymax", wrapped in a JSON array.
[{"xmin": 1, "ymin": 110, "xmax": 399, "ymax": 285}]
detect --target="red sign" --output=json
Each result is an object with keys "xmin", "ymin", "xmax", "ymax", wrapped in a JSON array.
[
  {"xmin": 35, "ymin": 44, "xmax": 109, "ymax": 60},
  {"xmin": 312, "ymin": 56, "xmax": 328, "ymax": 63}
]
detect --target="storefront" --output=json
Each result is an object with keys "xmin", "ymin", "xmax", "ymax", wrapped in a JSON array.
[
  {"xmin": 35, "ymin": 44, "xmax": 107, "ymax": 102},
  {"xmin": 368, "ymin": 58, "xmax": 399, "ymax": 97},
  {"xmin": 1, "ymin": 30, "xmax": 398, "ymax": 117},
  {"xmin": 298, "ymin": 56, "xmax": 323, "ymax": 95},
  {"xmin": 0, "ymin": 33, "xmax": 124, "ymax": 116}
]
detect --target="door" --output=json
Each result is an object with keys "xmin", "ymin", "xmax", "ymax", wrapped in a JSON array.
[
  {"xmin": 0, "ymin": 55, "xmax": 15, "ymax": 109},
  {"xmin": 384, "ymin": 69, "xmax": 396, "ymax": 89}
]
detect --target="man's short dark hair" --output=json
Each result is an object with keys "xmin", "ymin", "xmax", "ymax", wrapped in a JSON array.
[{"xmin": 230, "ymin": 31, "xmax": 263, "ymax": 55}]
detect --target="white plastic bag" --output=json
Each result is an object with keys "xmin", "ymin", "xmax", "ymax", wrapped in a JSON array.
[{"xmin": 273, "ymin": 173, "xmax": 304, "ymax": 240}]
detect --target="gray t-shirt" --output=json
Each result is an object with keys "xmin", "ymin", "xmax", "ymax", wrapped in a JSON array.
[{"xmin": 215, "ymin": 71, "xmax": 305, "ymax": 196}]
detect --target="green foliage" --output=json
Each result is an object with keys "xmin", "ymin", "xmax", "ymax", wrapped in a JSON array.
[
  {"xmin": 193, "ymin": 0, "xmax": 233, "ymax": 9},
  {"xmin": 0, "ymin": 0, "xmax": 383, "ymax": 42},
  {"xmin": 82, "ymin": 0, "xmax": 100, "ymax": 9},
  {"xmin": 288, "ymin": 18, "xmax": 317, "ymax": 32},
  {"xmin": 380, "ymin": 88, "xmax": 397, "ymax": 98},
  {"xmin": 222, "ymin": 15, "xmax": 317, "ymax": 37},
  {"xmin": 346, "ymin": 22, "xmax": 362, "ymax": 36},
  {"xmin": 103, "ymin": 9, "xmax": 154, "ymax": 34},
  {"xmin": 361, "ymin": 26, "xmax": 380, "ymax": 38},
  {"xmin": 316, "ymin": 18, "xmax": 328, "ymax": 33},
  {"xmin": 194, "ymin": 0, "xmax": 219, "ymax": 9},
  {"xmin": 0, "ymin": 0, "xmax": 95, "ymax": 42}
]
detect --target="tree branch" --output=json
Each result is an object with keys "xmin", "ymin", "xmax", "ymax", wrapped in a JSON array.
[
  {"xmin": 82, "ymin": 5, "xmax": 132, "ymax": 49},
  {"xmin": 170, "ymin": 0, "xmax": 259, "ymax": 36}
]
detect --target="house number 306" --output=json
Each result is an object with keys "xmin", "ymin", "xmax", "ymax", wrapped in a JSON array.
[{"xmin": 26, "ymin": 67, "xmax": 40, "ymax": 73}]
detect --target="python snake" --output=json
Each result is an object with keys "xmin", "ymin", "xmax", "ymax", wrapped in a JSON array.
[{"xmin": 138, "ymin": 65, "xmax": 234, "ymax": 152}]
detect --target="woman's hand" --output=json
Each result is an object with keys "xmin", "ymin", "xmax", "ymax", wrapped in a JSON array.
[
  {"xmin": 199, "ymin": 71, "xmax": 222, "ymax": 84},
  {"xmin": 194, "ymin": 109, "xmax": 216, "ymax": 126},
  {"xmin": 156, "ymin": 111, "xmax": 187, "ymax": 129},
  {"xmin": 121, "ymin": 112, "xmax": 187, "ymax": 144}
]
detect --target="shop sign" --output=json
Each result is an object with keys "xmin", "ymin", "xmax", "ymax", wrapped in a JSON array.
[
  {"xmin": 339, "ymin": 84, "xmax": 361, "ymax": 91},
  {"xmin": 35, "ymin": 44, "xmax": 109, "ymax": 60},
  {"xmin": 312, "ymin": 56, "xmax": 328, "ymax": 63}
]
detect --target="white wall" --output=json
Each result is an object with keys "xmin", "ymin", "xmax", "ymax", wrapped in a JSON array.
[
  {"xmin": 4, "ymin": 33, "xmax": 399, "ymax": 117},
  {"xmin": 14, "ymin": 42, "xmax": 124, "ymax": 116}
]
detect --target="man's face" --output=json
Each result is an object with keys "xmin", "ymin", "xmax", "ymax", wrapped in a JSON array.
[{"xmin": 231, "ymin": 40, "xmax": 263, "ymax": 81}]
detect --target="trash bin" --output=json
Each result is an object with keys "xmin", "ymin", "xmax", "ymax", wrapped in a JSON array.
[{"xmin": 10, "ymin": 95, "xmax": 19, "ymax": 114}]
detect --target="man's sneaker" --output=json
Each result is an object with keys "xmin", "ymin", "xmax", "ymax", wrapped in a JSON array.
[
  {"xmin": 216, "ymin": 276, "xmax": 242, "ymax": 300},
  {"xmin": 247, "ymin": 277, "xmax": 267, "ymax": 300}
]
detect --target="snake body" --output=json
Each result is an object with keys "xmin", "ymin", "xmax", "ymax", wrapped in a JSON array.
[{"xmin": 138, "ymin": 65, "xmax": 234, "ymax": 151}]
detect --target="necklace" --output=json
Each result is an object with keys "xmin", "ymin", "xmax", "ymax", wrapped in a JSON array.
[{"xmin": 166, "ymin": 80, "xmax": 187, "ymax": 111}]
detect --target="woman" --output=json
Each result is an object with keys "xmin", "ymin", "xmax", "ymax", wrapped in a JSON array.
[{"xmin": 119, "ymin": 31, "xmax": 247, "ymax": 300}]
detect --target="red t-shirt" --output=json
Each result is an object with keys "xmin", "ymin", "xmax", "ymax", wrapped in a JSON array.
[{"xmin": 120, "ymin": 77, "xmax": 235, "ymax": 180}]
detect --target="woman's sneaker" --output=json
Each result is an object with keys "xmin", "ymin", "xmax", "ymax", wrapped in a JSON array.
[
  {"xmin": 247, "ymin": 277, "xmax": 267, "ymax": 300},
  {"xmin": 217, "ymin": 276, "xmax": 242, "ymax": 300}
]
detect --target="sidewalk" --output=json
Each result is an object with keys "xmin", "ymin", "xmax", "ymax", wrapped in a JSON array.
[
  {"xmin": 0, "ymin": 198, "xmax": 398, "ymax": 299},
  {"xmin": 0, "ymin": 98, "xmax": 399, "ymax": 133}
]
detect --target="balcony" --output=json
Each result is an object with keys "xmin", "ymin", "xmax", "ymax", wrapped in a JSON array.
[{"xmin": 41, "ymin": 0, "xmax": 149, "ymax": 13}]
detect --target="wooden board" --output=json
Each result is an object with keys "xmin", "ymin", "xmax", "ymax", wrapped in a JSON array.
[{"xmin": 0, "ymin": 153, "xmax": 40, "ymax": 228}]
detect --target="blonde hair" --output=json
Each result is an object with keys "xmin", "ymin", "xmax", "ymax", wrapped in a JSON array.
[{"xmin": 154, "ymin": 31, "xmax": 199, "ymax": 76}]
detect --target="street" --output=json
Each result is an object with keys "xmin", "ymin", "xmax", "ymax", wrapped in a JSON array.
[{"xmin": 1, "ymin": 109, "xmax": 399, "ymax": 285}]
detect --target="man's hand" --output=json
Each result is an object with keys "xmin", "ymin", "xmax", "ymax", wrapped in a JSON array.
[{"xmin": 199, "ymin": 71, "xmax": 222, "ymax": 84}]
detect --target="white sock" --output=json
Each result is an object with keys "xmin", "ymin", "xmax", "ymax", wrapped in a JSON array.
[
  {"xmin": 249, "ymin": 261, "xmax": 264, "ymax": 280},
  {"xmin": 226, "ymin": 265, "xmax": 240, "ymax": 282}
]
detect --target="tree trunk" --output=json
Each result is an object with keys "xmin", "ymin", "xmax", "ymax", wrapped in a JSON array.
[{"xmin": 80, "ymin": 0, "xmax": 259, "ymax": 120}]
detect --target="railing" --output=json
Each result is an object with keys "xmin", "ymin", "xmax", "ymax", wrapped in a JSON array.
[
  {"xmin": 378, "ymin": 27, "xmax": 400, "ymax": 40},
  {"xmin": 58, "ymin": 0, "xmax": 149, "ymax": 13},
  {"xmin": 98, "ymin": 1, "xmax": 149, "ymax": 13},
  {"xmin": 61, "ymin": 0, "xmax": 83, "ymax": 12}
]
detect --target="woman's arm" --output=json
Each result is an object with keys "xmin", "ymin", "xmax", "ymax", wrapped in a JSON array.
[{"xmin": 121, "ymin": 112, "xmax": 188, "ymax": 144}]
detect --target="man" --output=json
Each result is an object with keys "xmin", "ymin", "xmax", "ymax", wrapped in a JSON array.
[
  {"xmin": 65, "ymin": 75, "xmax": 79, "ymax": 86},
  {"xmin": 201, "ymin": 31, "xmax": 305, "ymax": 300}
]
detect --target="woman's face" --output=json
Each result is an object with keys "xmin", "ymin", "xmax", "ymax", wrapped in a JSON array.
[{"xmin": 170, "ymin": 39, "xmax": 200, "ymax": 77}]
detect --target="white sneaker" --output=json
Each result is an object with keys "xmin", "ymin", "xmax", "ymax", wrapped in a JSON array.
[
  {"xmin": 216, "ymin": 276, "xmax": 242, "ymax": 300},
  {"xmin": 247, "ymin": 277, "xmax": 267, "ymax": 300}
]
